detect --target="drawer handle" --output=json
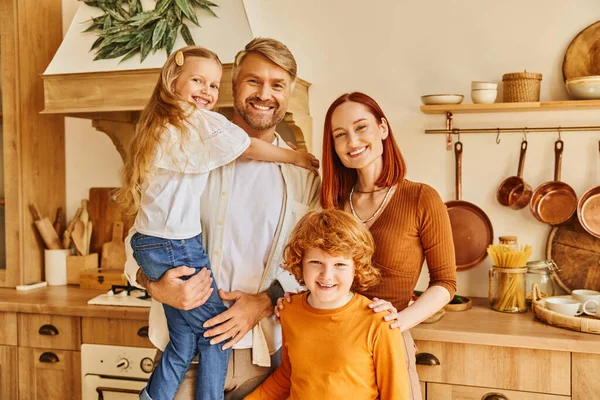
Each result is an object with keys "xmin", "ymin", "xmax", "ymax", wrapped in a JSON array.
[
  {"xmin": 137, "ymin": 326, "xmax": 149, "ymax": 338},
  {"xmin": 38, "ymin": 324, "xmax": 59, "ymax": 336},
  {"xmin": 415, "ymin": 352, "xmax": 440, "ymax": 366},
  {"xmin": 482, "ymin": 393, "xmax": 508, "ymax": 400},
  {"xmin": 39, "ymin": 352, "xmax": 60, "ymax": 363}
]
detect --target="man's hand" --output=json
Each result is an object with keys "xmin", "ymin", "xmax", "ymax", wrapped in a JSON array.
[
  {"xmin": 145, "ymin": 266, "xmax": 214, "ymax": 310},
  {"xmin": 203, "ymin": 289, "xmax": 272, "ymax": 350}
]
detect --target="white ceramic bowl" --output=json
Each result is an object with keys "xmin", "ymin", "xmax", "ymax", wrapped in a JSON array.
[
  {"xmin": 471, "ymin": 81, "xmax": 498, "ymax": 90},
  {"xmin": 566, "ymin": 75, "xmax": 600, "ymax": 100},
  {"xmin": 421, "ymin": 94, "xmax": 464, "ymax": 105},
  {"xmin": 546, "ymin": 297, "xmax": 582, "ymax": 316},
  {"xmin": 471, "ymin": 89, "xmax": 497, "ymax": 104}
]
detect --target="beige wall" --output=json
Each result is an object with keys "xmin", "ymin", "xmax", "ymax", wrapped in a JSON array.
[{"xmin": 62, "ymin": 0, "xmax": 600, "ymax": 297}]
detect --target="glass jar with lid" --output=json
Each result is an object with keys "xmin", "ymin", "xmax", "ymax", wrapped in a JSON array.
[
  {"xmin": 498, "ymin": 235, "xmax": 519, "ymax": 251},
  {"xmin": 525, "ymin": 259, "xmax": 556, "ymax": 305}
]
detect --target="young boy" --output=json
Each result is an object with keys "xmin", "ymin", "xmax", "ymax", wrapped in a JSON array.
[{"xmin": 246, "ymin": 209, "xmax": 410, "ymax": 400}]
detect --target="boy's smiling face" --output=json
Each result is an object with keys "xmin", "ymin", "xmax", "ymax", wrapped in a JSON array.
[{"xmin": 302, "ymin": 247, "xmax": 355, "ymax": 309}]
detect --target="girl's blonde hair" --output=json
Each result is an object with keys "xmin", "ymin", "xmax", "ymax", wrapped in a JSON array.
[
  {"xmin": 116, "ymin": 46, "xmax": 222, "ymax": 216},
  {"xmin": 283, "ymin": 209, "xmax": 381, "ymax": 292}
]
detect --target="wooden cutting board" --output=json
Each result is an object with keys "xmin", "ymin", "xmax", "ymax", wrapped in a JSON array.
[
  {"xmin": 89, "ymin": 188, "xmax": 134, "ymax": 255},
  {"xmin": 562, "ymin": 20, "xmax": 600, "ymax": 81},
  {"xmin": 546, "ymin": 215, "xmax": 600, "ymax": 292},
  {"xmin": 101, "ymin": 221, "xmax": 126, "ymax": 270}
]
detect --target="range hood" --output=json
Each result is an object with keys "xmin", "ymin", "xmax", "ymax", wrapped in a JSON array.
[{"xmin": 41, "ymin": 0, "xmax": 313, "ymax": 154}]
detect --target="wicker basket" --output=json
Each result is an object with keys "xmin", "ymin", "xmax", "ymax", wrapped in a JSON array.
[
  {"xmin": 531, "ymin": 284, "xmax": 600, "ymax": 334},
  {"xmin": 502, "ymin": 71, "xmax": 542, "ymax": 102}
]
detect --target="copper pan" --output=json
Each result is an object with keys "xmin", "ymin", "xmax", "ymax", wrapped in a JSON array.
[
  {"xmin": 445, "ymin": 141, "xmax": 494, "ymax": 271},
  {"xmin": 530, "ymin": 140, "xmax": 577, "ymax": 225},
  {"xmin": 577, "ymin": 140, "xmax": 600, "ymax": 238},
  {"xmin": 497, "ymin": 140, "xmax": 532, "ymax": 210}
]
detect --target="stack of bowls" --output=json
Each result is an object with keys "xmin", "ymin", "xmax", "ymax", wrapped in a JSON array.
[{"xmin": 471, "ymin": 81, "xmax": 498, "ymax": 104}]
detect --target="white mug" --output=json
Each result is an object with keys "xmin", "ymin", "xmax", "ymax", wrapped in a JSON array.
[
  {"xmin": 583, "ymin": 300, "xmax": 600, "ymax": 318},
  {"xmin": 546, "ymin": 298, "xmax": 583, "ymax": 316},
  {"xmin": 572, "ymin": 290, "xmax": 600, "ymax": 308}
]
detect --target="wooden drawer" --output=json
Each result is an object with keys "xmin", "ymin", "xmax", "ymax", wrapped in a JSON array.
[
  {"xmin": 427, "ymin": 383, "xmax": 570, "ymax": 400},
  {"xmin": 415, "ymin": 341, "xmax": 571, "ymax": 396},
  {"xmin": 82, "ymin": 317, "xmax": 153, "ymax": 348},
  {"xmin": 0, "ymin": 312, "xmax": 17, "ymax": 346},
  {"xmin": 18, "ymin": 314, "xmax": 80, "ymax": 350}
]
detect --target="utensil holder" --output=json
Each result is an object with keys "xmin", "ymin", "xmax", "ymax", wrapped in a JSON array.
[
  {"xmin": 44, "ymin": 249, "xmax": 73, "ymax": 286},
  {"xmin": 66, "ymin": 253, "xmax": 99, "ymax": 285}
]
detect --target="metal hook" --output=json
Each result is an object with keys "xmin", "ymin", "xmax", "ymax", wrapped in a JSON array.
[
  {"xmin": 522, "ymin": 129, "xmax": 528, "ymax": 142},
  {"xmin": 453, "ymin": 128, "xmax": 460, "ymax": 143},
  {"xmin": 557, "ymin": 127, "xmax": 562, "ymax": 141},
  {"xmin": 496, "ymin": 128, "xmax": 501, "ymax": 144}
]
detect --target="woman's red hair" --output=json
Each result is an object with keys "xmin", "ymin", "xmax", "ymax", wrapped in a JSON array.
[{"xmin": 320, "ymin": 92, "xmax": 406, "ymax": 209}]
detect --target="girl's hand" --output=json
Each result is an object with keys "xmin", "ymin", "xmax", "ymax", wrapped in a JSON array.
[
  {"xmin": 369, "ymin": 297, "xmax": 401, "ymax": 329},
  {"xmin": 294, "ymin": 150, "xmax": 320, "ymax": 175}
]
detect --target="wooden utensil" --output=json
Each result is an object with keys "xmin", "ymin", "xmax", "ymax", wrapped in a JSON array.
[
  {"xmin": 562, "ymin": 20, "xmax": 600, "ymax": 81},
  {"xmin": 80, "ymin": 199, "xmax": 90, "ymax": 255},
  {"xmin": 71, "ymin": 219, "xmax": 87, "ymax": 256},
  {"xmin": 89, "ymin": 188, "xmax": 134, "ymax": 255},
  {"xmin": 53, "ymin": 207, "xmax": 63, "ymax": 235},
  {"xmin": 28, "ymin": 203, "xmax": 62, "ymax": 250},
  {"xmin": 62, "ymin": 207, "xmax": 82, "ymax": 249},
  {"xmin": 546, "ymin": 216, "xmax": 600, "ymax": 292},
  {"xmin": 101, "ymin": 221, "xmax": 126, "ymax": 270}
]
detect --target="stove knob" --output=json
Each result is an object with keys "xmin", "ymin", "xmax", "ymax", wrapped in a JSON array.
[
  {"xmin": 116, "ymin": 358, "xmax": 130, "ymax": 370},
  {"xmin": 140, "ymin": 357, "xmax": 154, "ymax": 373}
]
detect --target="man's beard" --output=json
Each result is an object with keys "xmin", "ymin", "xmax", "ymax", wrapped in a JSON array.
[{"xmin": 233, "ymin": 91, "xmax": 286, "ymax": 131}]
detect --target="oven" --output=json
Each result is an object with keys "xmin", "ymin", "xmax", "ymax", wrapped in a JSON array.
[{"xmin": 81, "ymin": 344, "xmax": 156, "ymax": 400}]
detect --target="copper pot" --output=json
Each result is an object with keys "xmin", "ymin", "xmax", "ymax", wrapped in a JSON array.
[
  {"xmin": 497, "ymin": 140, "xmax": 532, "ymax": 210},
  {"xmin": 530, "ymin": 140, "xmax": 577, "ymax": 225},
  {"xmin": 446, "ymin": 141, "xmax": 494, "ymax": 271},
  {"xmin": 577, "ymin": 140, "xmax": 600, "ymax": 238}
]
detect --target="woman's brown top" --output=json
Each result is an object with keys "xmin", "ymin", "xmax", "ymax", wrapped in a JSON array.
[{"xmin": 359, "ymin": 179, "xmax": 457, "ymax": 311}]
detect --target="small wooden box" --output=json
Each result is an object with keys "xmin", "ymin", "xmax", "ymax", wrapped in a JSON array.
[
  {"xmin": 80, "ymin": 268, "xmax": 128, "ymax": 290},
  {"xmin": 66, "ymin": 253, "xmax": 99, "ymax": 285}
]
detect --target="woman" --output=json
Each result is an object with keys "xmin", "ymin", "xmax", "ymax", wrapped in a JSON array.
[{"xmin": 320, "ymin": 92, "xmax": 457, "ymax": 399}]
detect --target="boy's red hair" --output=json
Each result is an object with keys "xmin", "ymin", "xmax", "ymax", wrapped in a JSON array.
[{"xmin": 283, "ymin": 209, "xmax": 381, "ymax": 292}]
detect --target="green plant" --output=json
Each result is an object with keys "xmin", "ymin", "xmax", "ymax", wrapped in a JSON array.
[{"xmin": 81, "ymin": 0, "xmax": 218, "ymax": 62}]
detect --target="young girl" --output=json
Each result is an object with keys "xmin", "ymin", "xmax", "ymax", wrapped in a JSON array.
[
  {"xmin": 246, "ymin": 209, "xmax": 410, "ymax": 400},
  {"xmin": 117, "ymin": 46, "xmax": 319, "ymax": 400}
]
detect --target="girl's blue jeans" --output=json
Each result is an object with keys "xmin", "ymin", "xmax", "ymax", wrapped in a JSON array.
[{"xmin": 132, "ymin": 232, "xmax": 230, "ymax": 400}]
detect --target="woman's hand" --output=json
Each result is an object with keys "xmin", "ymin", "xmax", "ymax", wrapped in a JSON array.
[
  {"xmin": 369, "ymin": 297, "xmax": 401, "ymax": 329},
  {"xmin": 273, "ymin": 291, "xmax": 294, "ymax": 323},
  {"xmin": 294, "ymin": 150, "xmax": 320, "ymax": 175}
]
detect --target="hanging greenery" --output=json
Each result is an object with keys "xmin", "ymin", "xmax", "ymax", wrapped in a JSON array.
[{"xmin": 81, "ymin": 0, "xmax": 218, "ymax": 62}]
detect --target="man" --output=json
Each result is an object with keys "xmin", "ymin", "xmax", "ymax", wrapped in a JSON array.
[{"xmin": 125, "ymin": 37, "xmax": 321, "ymax": 399}]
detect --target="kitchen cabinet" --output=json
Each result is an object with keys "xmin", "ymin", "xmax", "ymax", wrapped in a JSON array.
[
  {"xmin": 412, "ymin": 299, "xmax": 600, "ymax": 400},
  {"xmin": 0, "ymin": 345, "xmax": 18, "ymax": 399},
  {"xmin": 18, "ymin": 347, "xmax": 81, "ymax": 400},
  {"xmin": 0, "ymin": 0, "xmax": 66, "ymax": 287}
]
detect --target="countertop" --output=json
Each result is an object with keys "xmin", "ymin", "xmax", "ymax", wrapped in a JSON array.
[
  {"xmin": 0, "ymin": 286, "xmax": 149, "ymax": 320},
  {"xmin": 412, "ymin": 298, "xmax": 600, "ymax": 354},
  {"xmin": 0, "ymin": 288, "xmax": 599, "ymax": 353}
]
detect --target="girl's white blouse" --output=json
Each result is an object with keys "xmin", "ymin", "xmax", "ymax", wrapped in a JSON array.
[{"xmin": 134, "ymin": 108, "xmax": 250, "ymax": 239}]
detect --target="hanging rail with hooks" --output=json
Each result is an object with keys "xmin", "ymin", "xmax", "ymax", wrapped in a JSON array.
[{"xmin": 428, "ymin": 112, "xmax": 600, "ymax": 150}]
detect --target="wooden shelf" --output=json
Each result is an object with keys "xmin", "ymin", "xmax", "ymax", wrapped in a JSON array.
[{"xmin": 420, "ymin": 100, "xmax": 600, "ymax": 114}]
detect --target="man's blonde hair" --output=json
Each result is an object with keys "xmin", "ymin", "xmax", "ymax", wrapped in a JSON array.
[
  {"xmin": 283, "ymin": 209, "xmax": 381, "ymax": 292},
  {"xmin": 232, "ymin": 37, "xmax": 297, "ymax": 88}
]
